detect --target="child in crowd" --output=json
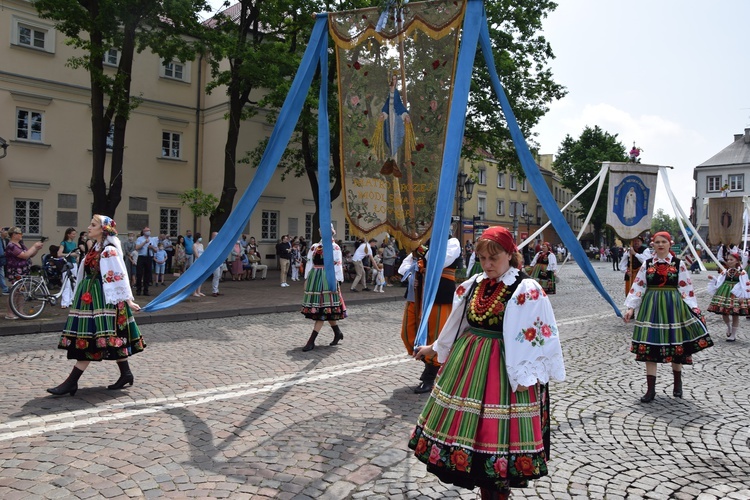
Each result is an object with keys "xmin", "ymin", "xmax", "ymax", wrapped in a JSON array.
[
  {"xmin": 43, "ymin": 245, "xmax": 68, "ymax": 288},
  {"xmin": 290, "ymin": 241, "xmax": 302, "ymax": 282},
  {"xmin": 707, "ymin": 248, "xmax": 750, "ymax": 342},
  {"xmin": 373, "ymin": 262, "xmax": 386, "ymax": 293},
  {"xmin": 129, "ymin": 249, "xmax": 138, "ymax": 287},
  {"xmin": 153, "ymin": 243, "xmax": 167, "ymax": 286}
]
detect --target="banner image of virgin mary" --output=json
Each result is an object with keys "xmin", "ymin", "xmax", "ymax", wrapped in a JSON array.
[{"xmin": 612, "ymin": 175, "xmax": 649, "ymax": 227}]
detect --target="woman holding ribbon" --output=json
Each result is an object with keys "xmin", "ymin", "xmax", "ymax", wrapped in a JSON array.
[
  {"xmin": 408, "ymin": 226, "xmax": 566, "ymax": 499},
  {"xmin": 623, "ymin": 231, "xmax": 713, "ymax": 402},
  {"xmin": 529, "ymin": 241, "xmax": 557, "ymax": 294},
  {"xmin": 47, "ymin": 215, "xmax": 146, "ymax": 396}
]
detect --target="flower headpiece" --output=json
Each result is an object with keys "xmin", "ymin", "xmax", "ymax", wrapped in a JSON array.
[{"xmin": 100, "ymin": 216, "xmax": 118, "ymax": 236}]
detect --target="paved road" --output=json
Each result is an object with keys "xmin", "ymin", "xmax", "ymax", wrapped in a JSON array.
[{"xmin": 1, "ymin": 261, "xmax": 749, "ymax": 499}]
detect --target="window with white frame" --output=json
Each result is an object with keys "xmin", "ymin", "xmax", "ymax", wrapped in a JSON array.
[
  {"xmin": 706, "ymin": 176, "xmax": 722, "ymax": 192},
  {"xmin": 478, "ymin": 167, "xmax": 487, "ymax": 185},
  {"xmin": 13, "ymin": 18, "xmax": 55, "ymax": 53},
  {"xmin": 509, "ymin": 174, "xmax": 517, "ymax": 190},
  {"xmin": 16, "ymin": 109, "xmax": 43, "ymax": 142},
  {"xmin": 497, "ymin": 172, "xmax": 505, "ymax": 188},
  {"xmin": 345, "ymin": 220, "xmax": 357, "ymax": 242},
  {"xmin": 161, "ymin": 131, "xmax": 181, "ymax": 158},
  {"xmin": 521, "ymin": 202, "xmax": 528, "ymax": 216},
  {"xmin": 160, "ymin": 59, "xmax": 191, "ymax": 83},
  {"xmin": 729, "ymin": 174, "xmax": 744, "ymax": 191},
  {"xmin": 305, "ymin": 213, "xmax": 314, "ymax": 241},
  {"xmin": 159, "ymin": 208, "xmax": 180, "ymax": 237},
  {"xmin": 477, "ymin": 196, "xmax": 486, "ymax": 215},
  {"xmin": 509, "ymin": 201, "xmax": 517, "ymax": 218},
  {"xmin": 103, "ymin": 48, "xmax": 120, "ymax": 66},
  {"xmin": 15, "ymin": 199, "xmax": 42, "ymax": 236},
  {"xmin": 106, "ymin": 124, "xmax": 115, "ymax": 150},
  {"xmin": 521, "ymin": 178, "xmax": 527, "ymax": 192},
  {"xmin": 496, "ymin": 199, "xmax": 504, "ymax": 216},
  {"xmin": 261, "ymin": 210, "xmax": 279, "ymax": 241}
]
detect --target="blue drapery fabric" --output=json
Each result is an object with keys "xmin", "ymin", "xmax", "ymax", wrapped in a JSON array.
[
  {"xmin": 144, "ymin": 15, "xmax": 332, "ymax": 312},
  {"xmin": 414, "ymin": 0, "xmax": 620, "ymax": 345}
]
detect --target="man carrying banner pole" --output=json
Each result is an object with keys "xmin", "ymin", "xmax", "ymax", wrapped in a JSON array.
[{"xmin": 621, "ymin": 236, "xmax": 648, "ymax": 296}]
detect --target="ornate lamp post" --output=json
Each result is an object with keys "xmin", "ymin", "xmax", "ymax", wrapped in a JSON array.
[
  {"xmin": 456, "ymin": 172, "xmax": 475, "ymax": 255},
  {"xmin": 0, "ymin": 137, "xmax": 7, "ymax": 160}
]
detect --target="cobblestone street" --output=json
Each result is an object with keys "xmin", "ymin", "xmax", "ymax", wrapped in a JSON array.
[{"xmin": 1, "ymin": 261, "xmax": 749, "ymax": 499}]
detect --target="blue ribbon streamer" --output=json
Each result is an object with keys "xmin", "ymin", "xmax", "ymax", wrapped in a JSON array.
[{"xmin": 144, "ymin": 15, "xmax": 331, "ymax": 312}]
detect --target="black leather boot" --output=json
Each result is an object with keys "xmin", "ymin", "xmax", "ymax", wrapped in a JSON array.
[
  {"xmin": 673, "ymin": 370, "xmax": 683, "ymax": 398},
  {"xmin": 303, "ymin": 331, "xmax": 318, "ymax": 352},
  {"xmin": 108, "ymin": 360, "xmax": 134, "ymax": 390},
  {"xmin": 641, "ymin": 375, "xmax": 656, "ymax": 403},
  {"xmin": 329, "ymin": 325, "xmax": 344, "ymax": 346},
  {"xmin": 415, "ymin": 364, "xmax": 439, "ymax": 394},
  {"xmin": 47, "ymin": 366, "xmax": 84, "ymax": 396}
]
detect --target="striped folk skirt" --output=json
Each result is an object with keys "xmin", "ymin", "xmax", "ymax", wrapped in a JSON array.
[
  {"xmin": 300, "ymin": 266, "xmax": 347, "ymax": 321},
  {"xmin": 631, "ymin": 287, "xmax": 713, "ymax": 364},
  {"xmin": 408, "ymin": 327, "xmax": 550, "ymax": 493},
  {"xmin": 530, "ymin": 263, "xmax": 555, "ymax": 294},
  {"xmin": 57, "ymin": 274, "xmax": 145, "ymax": 361},
  {"xmin": 707, "ymin": 281, "xmax": 750, "ymax": 316}
]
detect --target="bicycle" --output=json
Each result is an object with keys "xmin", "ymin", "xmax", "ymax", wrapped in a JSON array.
[{"xmin": 8, "ymin": 260, "xmax": 77, "ymax": 319}]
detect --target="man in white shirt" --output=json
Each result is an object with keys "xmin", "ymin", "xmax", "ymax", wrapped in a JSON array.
[{"xmin": 350, "ymin": 239, "xmax": 375, "ymax": 292}]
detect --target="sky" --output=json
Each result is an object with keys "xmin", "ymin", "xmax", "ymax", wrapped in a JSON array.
[
  {"xmin": 204, "ymin": 0, "xmax": 750, "ymax": 214},
  {"xmin": 533, "ymin": 0, "xmax": 750, "ymax": 214}
]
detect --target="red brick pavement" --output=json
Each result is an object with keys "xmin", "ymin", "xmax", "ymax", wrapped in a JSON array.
[{"xmin": 0, "ymin": 269, "xmax": 405, "ymax": 336}]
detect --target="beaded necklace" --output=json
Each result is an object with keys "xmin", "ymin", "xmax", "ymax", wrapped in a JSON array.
[{"xmin": 468, "ymin": 278, "xmax": 510, "ymax": 323}]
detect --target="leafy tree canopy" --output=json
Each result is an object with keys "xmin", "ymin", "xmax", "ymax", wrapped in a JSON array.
[
  {"xmin": 552, "ymin": 125, "xmax": 628, "ymax": 241},
  {"xmin": 651, "ymin": 208, "xmax": 681, "ymax": 241}
]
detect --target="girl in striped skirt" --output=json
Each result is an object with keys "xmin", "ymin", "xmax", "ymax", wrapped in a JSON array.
[
  {"xmin": 300, "ymin": 227, "xmax": 346, "ymax": 352},
  {"xmin": 408, "ymin": 226, "xmax": 565, "ymax": 499},
  {"xmin": 707, "ymin": 248, "xmax": 750, "ymax": 342},
  {"xmin": 623, "ymin": 231, "xmax": 713, "ymax": 402}
]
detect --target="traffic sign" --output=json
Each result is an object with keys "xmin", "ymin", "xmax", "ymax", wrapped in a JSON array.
[
  {"xmin": 474, "ymin": 223, "xmax": 489, "ymax": 230},
  {"xmin": 451, "ymin": 215, "xmax": 460, "ymax": 222}
]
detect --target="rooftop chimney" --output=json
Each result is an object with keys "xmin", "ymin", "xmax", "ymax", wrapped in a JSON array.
[{"xmin": 745, "ymin": 128, "xmax": 750, "ymax": 144}]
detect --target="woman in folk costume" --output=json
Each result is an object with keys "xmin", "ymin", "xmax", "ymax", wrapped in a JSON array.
[
  {"xmin": 623, "ymin": 231, "xmax": 713, "ymax": 402},
  {"xmin": 707, "ymin": 247, "xmax": 750, "ymax": 342},
  {"xmin": 408, "ymin": 226, "xmax": 565, "ymax": 499},
  {"xmin": 47, "ymin": 215, "xmax": 146, "ymax": 396},
  {"xmin": 300, "ymin": 226, "xmax": 346, "ymax": 352},
  {"xmin": 529, "ymin": 241, "xmax": 557, "ymax": 294},
  {"xmin": 466, "ymin": 249, "xmax": 483, "ymax": 276},
  {"xmin": 399, "ymin": 234, "xmax": 462, "ymax": 394}
]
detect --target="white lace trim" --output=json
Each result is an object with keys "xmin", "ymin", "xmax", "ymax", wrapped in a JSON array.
[
  {"xmin": 102, "ymin": 283, "xmax": 133, "ymax": 305},
  {"xmin": 505, "ymin": 354, "xmax": 566, "ymax": 390}
]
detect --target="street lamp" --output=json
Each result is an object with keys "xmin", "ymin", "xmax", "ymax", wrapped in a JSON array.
[
  {"xmin": 0, "ymin": 137, "xmax": 7, "ymax": 159},
  {"xmin": 456, "ymin": 172, "xmax": 475, "ymax": 250}
]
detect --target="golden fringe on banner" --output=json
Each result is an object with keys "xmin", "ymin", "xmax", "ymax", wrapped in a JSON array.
[{"xmin": 345, "ymin": 218, "xmax": 430, "ymax": 253}]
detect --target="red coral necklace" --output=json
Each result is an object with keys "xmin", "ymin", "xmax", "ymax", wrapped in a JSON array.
[{"xmin": 469, "ymin": 279, "xmax": 508, "ymax": 322}]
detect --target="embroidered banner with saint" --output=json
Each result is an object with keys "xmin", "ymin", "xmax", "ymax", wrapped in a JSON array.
[
  {"xmin": 329, "ymin": 0, "xmax": 465, "ymax": 248},
  {"xmin": 709, "ymin": 196, "xmax": 743, "ymax": 246},
  {"xmin": 606, "ymin": 162, "xmax": 659, "ymax": 240}
]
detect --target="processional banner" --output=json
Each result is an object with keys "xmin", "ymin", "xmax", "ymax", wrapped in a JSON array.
[
  {"xmin": 329, "ymin": 0, "xmax": 465, "ymax": 249},
  {"xmin": 709, "ymin": 196, "xmax": 743, "ymax": 246},
  {"xmin": 606, "ymin": 162, "xmax": 659, "ymax": 240}
]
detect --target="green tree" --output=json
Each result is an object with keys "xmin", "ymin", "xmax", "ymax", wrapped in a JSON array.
[
  {"xmin": 552, "ymin": 125, "xmax": 629, "ymax": 243},
  {"xmin": 202, "ymin": 0, "xmax": 321, "ymax": 233},
  {"xmin": 34, "ymin": 0, "xmax": 208, "ymax": 217},
  {"xmin": 651, "ymin": 208, "xmax": 681, "ymax": 241},
  {"xmin": 180, "ymin": 189, "xmax": 220, "ymax": 219},
  {"xmin": 464, "ymin": 0, "xmax": 567, "ymax": 172}
]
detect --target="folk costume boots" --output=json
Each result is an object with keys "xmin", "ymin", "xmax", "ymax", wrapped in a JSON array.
[
  {"xmin": 303, "ymin": 330, "xmax": 319, "ymax": 352},
  {"xmin": 330, "ymin": 325, "xmax": 344, "ymax": 346},
  {"xmin": 108, "ymin": 360, "xmax": 134, "ymax": 390},
  {"xmin": 414, "ymin": 363, "xmax": 439, "ymax": 394},
  {"xmin": 673, "ymin": 370, "xmax": 683, "ymax": 398},
  {"xmin": 47, "ymin": 366, "xmax": 84, "ymax": 396},
  {"xmin": 641, "ymin": 375, "xmax": 656, "ymax": 403}
]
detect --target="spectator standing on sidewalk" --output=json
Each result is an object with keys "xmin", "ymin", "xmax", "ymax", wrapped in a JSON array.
[
  {"xmin": 350, "ymin": 238, "xmax": 375, "ymax": 292},
  {"xmin": 159, "ymin": 233, "xmax": 174, "ymax": 274},
  {"xmin": 135, "ymin": 227, "xmax": 158, "ymax": 297},
  {"xmin": 173, "ymin": 235, "xmax": 186, "ymax": 276},
  {"xmin": 208, "ymin": 232, "xmax": 223, "ymax": 297},
  {"xmin": 184, "ymin": 230, "xmax": 195, "ymax": 270},
  {"xmin": 123, "ymin": 232, "xmax": 136, "ymax": 284},
  {"xmin": 0, "ymin": 227, "xmax": 9, "ymax": 295},
  {"xmin": 290, "ymin": 240, "xmax": 302, "ymax": 282},
  {"xmin": 47, "ymin": 215, "xmax": 146, "ymax": 396},
  {"xmin": 192, "ymin": 234, "xmax": 206, "ymax": 297},
  {"xmin": 382, "ymin": 238, "xmax": 397, "ymax": 286},
  {"xmin": 301, "ymin": 226, "xmax": 346, "ymax": 351},
  {"xmin": 4, "ymin": 227, "xmax": 44, "ymax": 319},
  {"xmin": 152, "ymin": 243, "xmax": 167, "ymax": 286},
  {"xmin": 276, "ymin": 235, "xmax": 292, "ymax": 287},
  {"xmin": 60, "ymin": 228, "xmax": 78, "ymax": 267}
]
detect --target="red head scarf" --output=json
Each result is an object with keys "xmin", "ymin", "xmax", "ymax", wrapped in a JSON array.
[
  {"xmin": 652, "ymin": 231, "xmax": 672, "ymax": 244},
  {"xmin": 480, "ymin": 226, "xmax": 518, "ymax": 254}
]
